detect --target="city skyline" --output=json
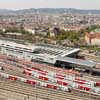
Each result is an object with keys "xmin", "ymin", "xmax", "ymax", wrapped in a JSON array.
[{"xmin": 0, "ymin": 0, "xmax": 100, "ymax": 10}]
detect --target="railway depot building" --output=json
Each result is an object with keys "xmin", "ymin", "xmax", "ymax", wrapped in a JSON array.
[
  {"xmin": 0, "ymin": 40, "xmax": 99, "ymax": 75},
  {"xmin": 0, "ymin": 40, "xmax": 80, "ymax": 64}
]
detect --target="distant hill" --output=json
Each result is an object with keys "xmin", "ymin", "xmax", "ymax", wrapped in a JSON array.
[
  {"xmin": 15, "ymin": 8, "xmax": 100, "ymax": 14},
  {"xmin": 0, "ymin": 8, "xmax": 100, "ymax": 15},
  {"xmin": 0, "ymin": 9, "xmax": 14, "ymax": 14}
]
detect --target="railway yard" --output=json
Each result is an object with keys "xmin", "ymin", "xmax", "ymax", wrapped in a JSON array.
[{"xmin": 0, "ymin": 54, "xmax": 100, "ymax": 100}]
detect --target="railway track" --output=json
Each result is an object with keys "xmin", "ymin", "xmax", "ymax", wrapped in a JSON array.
[
  {"xmin": 1, "ymin": 55, "xmax": 100, "ymax": 82},
  {"xmin": 0, "ymin": 77, "xmax": 96, "ymax": 100},
  {"xmin": 0, "ymin": 55, "xmax": 100, "ymax": 100},
  {"xmin": 1, "ymin": 58, "xmax": 100, "ymax": 82},
  {"xmin": 84, "ymin": 74, "xmax": 100, "ymax": 81},
  {"xmin": 0, "ymin": 88, "xmax": 27, "ymax": 100},
  {"xmin": 1, "ymin": 64, "xmax": 100, "ymax": 100}
]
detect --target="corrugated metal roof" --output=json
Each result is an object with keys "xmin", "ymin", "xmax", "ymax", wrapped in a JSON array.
[{"xmin": 56, "ymin": 57, "xmax": 96, "ymax": 67}]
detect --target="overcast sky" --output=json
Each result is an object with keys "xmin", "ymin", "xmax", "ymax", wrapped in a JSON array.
[{"xmin": 0, "ymin": 0, "xmax": 100, "ymax": 10}]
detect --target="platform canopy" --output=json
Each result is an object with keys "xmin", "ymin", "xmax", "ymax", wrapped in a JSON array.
[{"xmin": 56, "ymin": 56, "xmax": 96, "ymax": 68}]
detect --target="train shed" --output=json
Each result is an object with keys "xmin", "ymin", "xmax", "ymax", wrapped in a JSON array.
[{"xmin": 55, "ymin": 56, "xmax": 97, "ymax": 70}]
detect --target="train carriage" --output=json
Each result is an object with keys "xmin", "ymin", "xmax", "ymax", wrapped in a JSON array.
[
  {"xmin": 26, "ymin": 79, "xmax": 37, "ymax": 85},
  {"xmin": 57, "ymin": 80, "xmax": 68, "ymax": 86},
  {"xmin": 8, "ymin": 75, "xmax": 18, "ymax": 81},
  {"xmin": 47, "ymin": 84, "xmax": 58, "ymax": 90}
]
